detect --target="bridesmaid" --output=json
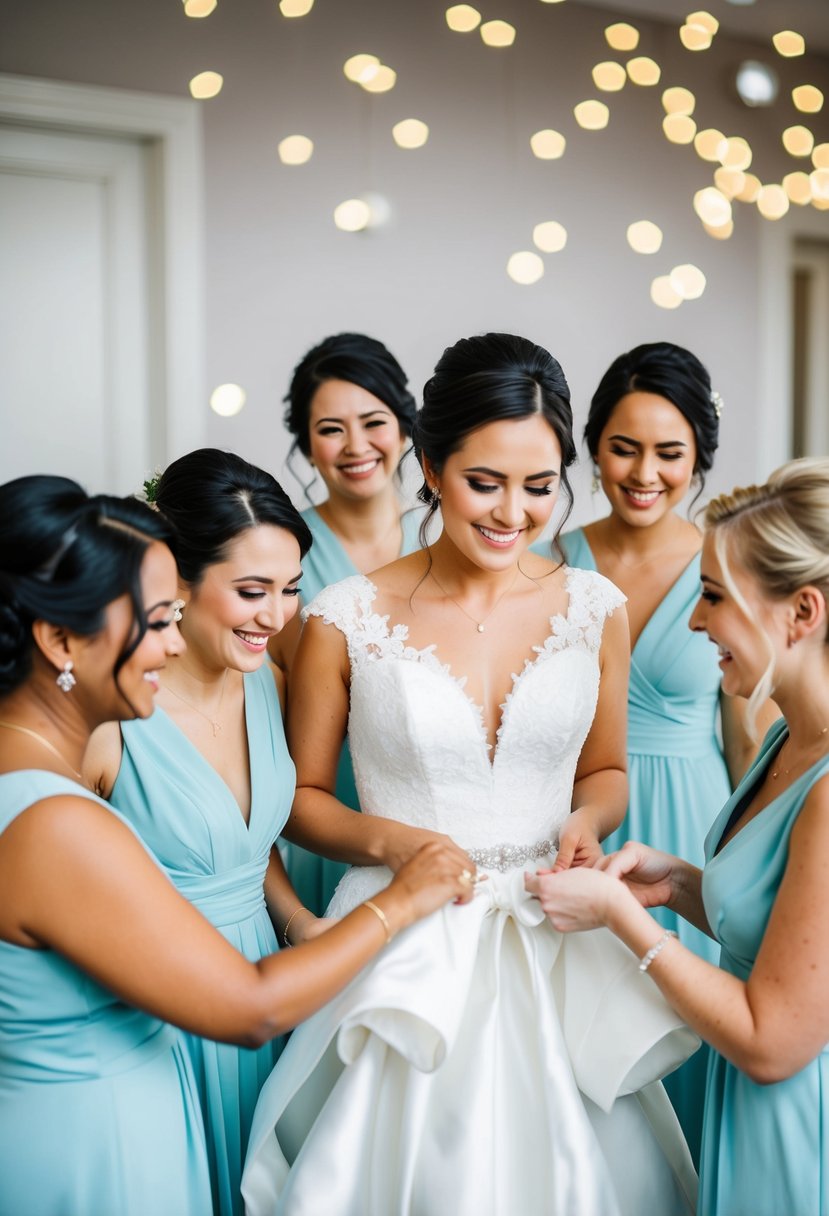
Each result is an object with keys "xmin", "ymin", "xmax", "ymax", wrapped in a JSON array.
[
  {"xmin": 0, "ymin": 475, "xmax": 470, "ymax": 1216},
  {"xmin": 529, "ymin": 456, "xmax": 829, "ymax": 1216},
  {"xmin": 85, "ymin": 450, "xmax": 367, "ymax": 1215},
  {"xmin": 538, "ymin": 341, "xmax": 773, "ymax": 1161},
  {"xmin": 273, "ymin": 332, "xmax": 421, "ymax": 916}
]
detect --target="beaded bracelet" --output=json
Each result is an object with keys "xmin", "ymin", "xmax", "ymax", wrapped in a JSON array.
[
  {"xmin": 282, "ymin": 906, "xmax": 307, "ymax": 948},
  {"xmin": 362, "ymin": 900, "xmax": 393, "ymax": 944},
  {"xmin": 638, "ymin": 930, "xmax": 677, "ymax": 974}
]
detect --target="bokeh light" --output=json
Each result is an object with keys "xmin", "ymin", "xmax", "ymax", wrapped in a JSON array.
[
  {"xmin": 792, "ymin": 85, "xmax": 824, "ymax": 113},
  {"xmin": 605, "ymin": 23, "xmax": 639, "ymax": 52},
  {"xmin": 662, "ymin": 87, "xmax": 695, "ymax": 115},
  {"xmin": 592, "ymin": 62, "xmax": 626, "ymax": 92},
  {"xmin": 651, "ymin": 276, "xmax": 683, "ymax": 309},
  {"xmin": 480, "ymin": 20, "xmax": 516, "ymax": 47},
  {"xmin": 783, "ymin": 125, "xmax": 814, "ymax": 157},
  {"xmin": 445, "ymin": 4, "xmax": 481, "ymax": 32},
  {"xmin": 574, "ymin": 100, "xmax": 610, "ymax": 129},
  {"xmin": 533, "ymin": 221, "xmax": 567, "ymax": 253},
  {"xmin": 627, "ymin": 57, "xmax": 661, "ymax": 86},
  {"xmin": 663, "ymin": 114, "xmax": 696, "ymax": 144},
  {"xmin": 507, "ymin": 251, "xmax": 545, "ymax": 285},
  {"xmin": 334, "ymin": 198, "xmax": 372, "ymax": 232},
  {"xmin": 278, "ymin": 134, "xmax": 314, "ymax": 165},
  {"xmin": 756, "ymin": 184, "xmax": 790, "ymax": 219},
  {"xmin": 670, "ymin": 263, "xmax": 706, "ymax": 299},
  {"xmin": 530, "ymin": 129, "xmax": 566, "ymax": 159},
  {"xmin": 392, "ymin": 119, "xmax": 430, "ymax": 149},
  {"xmin": 210, "ymin": 383, "xmax": 246, "ymax": 417},
  {"xmin": 626, "ymin": 221, "xmax": 663, "ymax": 254},
  {"xmin": 189, "ymin": 71, "xmax": 223, "ymax": 99},
  {"xmin": 772, "ymin": 31, "xmax": 805, "ymax": 58}
]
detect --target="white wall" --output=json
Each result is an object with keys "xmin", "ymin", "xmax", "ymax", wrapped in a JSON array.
[{"xmin": 1, "ymin": 0, "xmax": 828, "ymax": 521}]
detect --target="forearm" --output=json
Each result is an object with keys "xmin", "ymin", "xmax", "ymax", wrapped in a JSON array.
[
  {"xmin": 263, "ymin": 847, "xmax": 312, "ymax": 942},
  {"xmin": 666, "ymin": 858, "xmax": 712, "ymax": 936},
  {"xmin": 571, "ymin": 768, "xmax": 627, "ymax": 840},
  {"xmin": 605, "ymin": 891, "xmax": 781, "ymax": 1081},
  {"xmin": 281, "ymin": 786, "xmax": 404, "ymax": 868}
]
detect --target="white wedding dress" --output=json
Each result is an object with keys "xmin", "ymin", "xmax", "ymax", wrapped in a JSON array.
[{"xmin": 243, "ymin": 570, "xmax": 699, "ymax": 1216}]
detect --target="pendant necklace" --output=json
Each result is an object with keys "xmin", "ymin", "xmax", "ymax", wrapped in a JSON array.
[
  {"xmin": 0, "ymin": 720, "xmax": 84, "ymax": 781},
  {"xmin": 429, "ymin": 567, "xmax": 521, "ymax": 633},
  {"xmin": 164, "ymin": 670, "xmax": 229, "ymax": 737},
  {"xmin": 770, "ymin": 726, "xmax": 829, "ymax": 780}
]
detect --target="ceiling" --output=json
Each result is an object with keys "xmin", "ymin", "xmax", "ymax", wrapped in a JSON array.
[{"xmin": 571, "ymin": 0, "xmax": 829, "ymax": 55}]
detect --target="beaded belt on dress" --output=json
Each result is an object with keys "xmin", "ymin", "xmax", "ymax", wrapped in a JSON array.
[{"xmin": 466, "ymin": 840, "xmax": 555, "ymax": 873}]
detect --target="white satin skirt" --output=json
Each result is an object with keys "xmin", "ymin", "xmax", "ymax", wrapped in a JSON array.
[{"xmin": 242, "ymin": 864, "xmax": 699, "ymax": 1216}]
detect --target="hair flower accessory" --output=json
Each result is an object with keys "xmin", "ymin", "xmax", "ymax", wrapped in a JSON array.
[
  {"xmin": 140, "ymin": 470, "xmax": 163, "ymax": 511},
  {"xmin": 710, "ymin": 389, "xmax": 724, "ymax": 420}
]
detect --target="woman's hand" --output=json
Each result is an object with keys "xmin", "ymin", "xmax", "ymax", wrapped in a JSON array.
[
  {"xmin": 524, "ymin": 866, "xmax": 619, "ymax": 932},
  {"xmin": 385, "ymin": 840, "xmax": 477, "ymax": 930},
  {"xmin": 549, "ymin": 808, "xmax": 603, "ymax": 871},
  {"xmin": 381, "ymin": 820, "xmax": 476, "ymax": 877},
  {"xmin": 599, "ymin": 841, "xmax": 677, "ymax": 910}
]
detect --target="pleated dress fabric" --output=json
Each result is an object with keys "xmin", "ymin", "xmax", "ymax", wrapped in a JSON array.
[
  {"xmin": 282, "ymin": 503, "xmax": 422, "ymax": 917},
  {"xmin": 547, "ymin": 528, "xmax": 730, "ymax": 1164},
  {"xmin": 0, "ymin": 771, "xmax": 212, "ymax": 1216},
  {"xmin": 112, "ymin": 663, "xmax": 295, "ymax": 1216},
  {"xmin": 700, "ymin": 719, "xmax": 829, "ymax": 1216}
]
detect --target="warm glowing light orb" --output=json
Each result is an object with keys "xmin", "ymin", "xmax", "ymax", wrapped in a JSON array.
[
  {"xmin": 183, "ymin": 0, "xmax": 217, "ymax": 17},
  {"xmin": 445, "ymin": 4, "xmax": 481, "ymax": 32},
  {"xmin": 810, "ymin": 169, "xmax": 829, "ymax": 200},
  {"xmin": 783, "ymin": 125, "xmax": 814, "ymax": 157},
  {"xmin": 627, "ymin": 57, "xmax": 661, "ymax": 86},
  {"xmin": 773, "ymin": 31, "xmax": 805, "ymax": 58},
  {"xmin": 694, "ymin": 127, "xmax": 725, "ymax": 161},
  {"xmin": 605, "ymin": 23, "xmax": 639, "ymax": 51},
  {"xmin": 714, "ymin": 167, "xmax": 746, "ymax": 198},
  {"xmin": 693, "ymin": 186, "xmax": 732, "ymax": 227},
  {"xmin": 719, "ymin": 136, "xmax": 752, "ymax": 170},
  {"xmin": 530, "ymin": 129, "xmax": 566, "ymax": 159},
  {"xmin": 670, "ymin": 263, "xmax": 706, "ymax": 299},
  {"xmin": 813, "ymin": 144, "xmax": 829, "ymax": 170},
  {"xmin": 361, "ymin": 65, "xmax": 397, "ymax": 93},
  {"xmin": 189, "ymin": 71, "xmax": 223, "ymax": 99},
  {"xmin": 735, "ymin": 173, "xmax": 761, "ymax": 203},
  {"xmin": 392, "ymin": 119, "xmax": 430, "ymax": 149},
  {"xmin": 279, "ymin": 0, "xmax": 314, "ymax": 15},
  {"xmin": 507, "ymin": 251, "xmax": 545, "ymax": 285},
  {"xmin": 663, "ymin": 114, "xmax": 696, "ymax": 144},
  {"xmin": 334, "ymin": 198, "xmax": 371, "ymax": 232},
  {"xmin": 210, "ymin": 383, "xmax": 246, "ymax": 417},
  {"xmin": 783, "ymin": 171, "xmax": 813, "ymax": 205},
  {"xmin": 686, "ymin": 11, "xmax": 718, "ymax": 35},
  {"xmin": 703, "ymin": 219, "xmax": 734, "ymax": 240},
  {"xmin": 343, "ymin": 54, "xmax": 379, "ymax": 83},
  {"xmin": 574, "ymin": 100, "xmax": 610, "ymax": 129},
  {"xmin": 626, "ymin": 220, "xmax": 663, "ymax": 254},
  {"xmin": 592, "ymin": 62, "xmax": 626, "ymax": 92},
  {"xmin": 756, "ymin": 184, "xmax": 790, "ymax": 219},
  {"xmin": 533, "ymin": 221, "xmax": 567, "ymax": 253},
  {"xmin": 651, "ymin": 276, "xmax": 683, "ymax": 309},
  {"xmin": 278, "ymin": 134, "xmax": 314, "ymax": 165},
  {"xmin": 480, "ymin": 20, "xmax": 516, "ymax": 47},
  {"xmin": 662, "ymin": 86, "xmax": 695, "ymax": 115},
  {"xmin": 792, "ymin": 85, "xmax": 824, "ymax": 113},
  {"xmin": 679, "ymin": 23, "xmax": 712, "ymax": 51}
]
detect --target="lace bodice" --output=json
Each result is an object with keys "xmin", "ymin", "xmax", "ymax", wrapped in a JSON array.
[{"xmin": 304, "ymin": 569, "xmax": 625, "ymax": 857}]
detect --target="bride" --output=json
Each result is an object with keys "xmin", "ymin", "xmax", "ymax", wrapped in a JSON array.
[{"xmin": 243, "ymin": 333, "xmax": 698, "ymax": 1216}]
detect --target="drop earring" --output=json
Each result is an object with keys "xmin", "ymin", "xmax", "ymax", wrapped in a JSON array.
[
  {"xmin": 591, "ymin": 469, "xmax": 600, "ymax": 495},
  {"xmin": 56, "ymin": 661, "xmax": 76, "ymax": 693}
]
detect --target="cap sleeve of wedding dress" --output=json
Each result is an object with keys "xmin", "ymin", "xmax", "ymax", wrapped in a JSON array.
[{"xmin": 245, "ymin": 566, "xmax": 698, "ymax": 1216}]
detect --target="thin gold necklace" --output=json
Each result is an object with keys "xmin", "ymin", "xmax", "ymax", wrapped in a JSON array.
[
  {"xmin": 428, "ymin": 567, "xmax": 521, "ymax": 633},
  {"xmin": 770, "ymin": 726, "xmax": 829, "ymax": 780},
  {"xmin": 164, "ymin": 670, "xmax": 229, "ymax": 737},
  {"xmin": 0, "ymin": 720, "xmax": 84, "ymax": 781}
]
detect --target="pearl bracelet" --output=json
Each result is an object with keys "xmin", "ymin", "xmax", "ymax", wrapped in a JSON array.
[{"xmin": 638, "ymin": 930, "xmax": 677, "ymax": 974}]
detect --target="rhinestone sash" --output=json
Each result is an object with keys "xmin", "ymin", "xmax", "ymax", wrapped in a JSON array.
[{"xmin": 466, "ymin": 839, "xmax": 555, "ymax": 873}]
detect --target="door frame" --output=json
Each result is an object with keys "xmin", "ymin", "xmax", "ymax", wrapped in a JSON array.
[{"xmin": 0, "ymin": 72, "xmax": 206, "ymax": 466}]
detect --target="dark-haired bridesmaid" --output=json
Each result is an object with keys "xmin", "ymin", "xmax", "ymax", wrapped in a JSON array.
[
  {"xmin": 537, "ymin": 342, "xmax": 777, "ymax": 1162},
  {"xmin": 273, "ymin": 333, "xmax": 422, "ymax": 916}
]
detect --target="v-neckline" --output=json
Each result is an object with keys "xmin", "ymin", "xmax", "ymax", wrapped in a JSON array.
[
  {"xmin": 356, "ymin": 570, "xmax": 581, "ymax": 768},
  {"xmin": 575, "ymin": 530, "xmax": 699, "ymax": 658},
  {"xmin": 155, "ymin": 672, "xmax": 258, "ymax": 831}
]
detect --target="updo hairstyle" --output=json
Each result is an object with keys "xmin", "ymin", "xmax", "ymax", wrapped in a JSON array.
[
  {"xmin": 154, "ymin": 448, "xmax": 312, "ymax": 585},
  {"xmin": 284, "ymin": 332, "xmax": 417, "ymax": 462},
  {"xmin": 413, "ymin": 332, "xmax": 577, "ymax": 552},
  {"xmin": 0, "ymin": 475, "xmax": 173, "ymax": 696},
  {"xmin": 703, "ymin": 456, "xmax": 829, "ymax": 731},
  {"xmin": 585, "ymin": 341, "xmax": 720, "ymax": 494}
]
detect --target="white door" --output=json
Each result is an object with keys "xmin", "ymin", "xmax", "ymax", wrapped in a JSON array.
[{"xmin": 0, "ymin": 124, "xmax": 153, "ymax": 493}]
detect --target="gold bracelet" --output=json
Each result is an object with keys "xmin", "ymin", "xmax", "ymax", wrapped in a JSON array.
[
  {"xmin": 362, "ymin": 899, "xmax": 393, "ymax": 945},
  {"xmin": 282, "ymin": 906, "xmax": 307, "ymax": 948}
]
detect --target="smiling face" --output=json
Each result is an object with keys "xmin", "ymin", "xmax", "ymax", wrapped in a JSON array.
[
  {"xmin": 427, "ymin": 414, "xmax": 562, "ymax": 571},
  {"xmin": 178, "ymin": 525, "xmax": 302, "ymax": 672},
  {"xmin": 595, "ymin": 391, "xmax": 697, "ymax": 527},
  {"xmin": 78, "ymin": 541, "xmax": 184, "ymax": 721},
  {"xmin": 689, "ymin": 531, "xmax": 786, "ymax": 699},
  {"xmin": 307, "ymin": 379, "xmax": 407, "ymax": 503}
]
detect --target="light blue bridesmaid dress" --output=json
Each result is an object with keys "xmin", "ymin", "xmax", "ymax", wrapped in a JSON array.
[
  {"xmin": 283, "ymin": 503, "xmax": 422, "ymax": 916},
  {"xmin": 111, "ymin": 663, "xmax": 294, "ymax": 1216},
  {"xmin": 547, "ymin": 528, "xmax": 731, "ymax": 1164},
  {"xmin": 700, "ymin": 718, "xmax": 829, "ymax": 1216},
  {"xmin": 0, "ymin": 771, "xmax": 211, "ymax": 1216}
]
